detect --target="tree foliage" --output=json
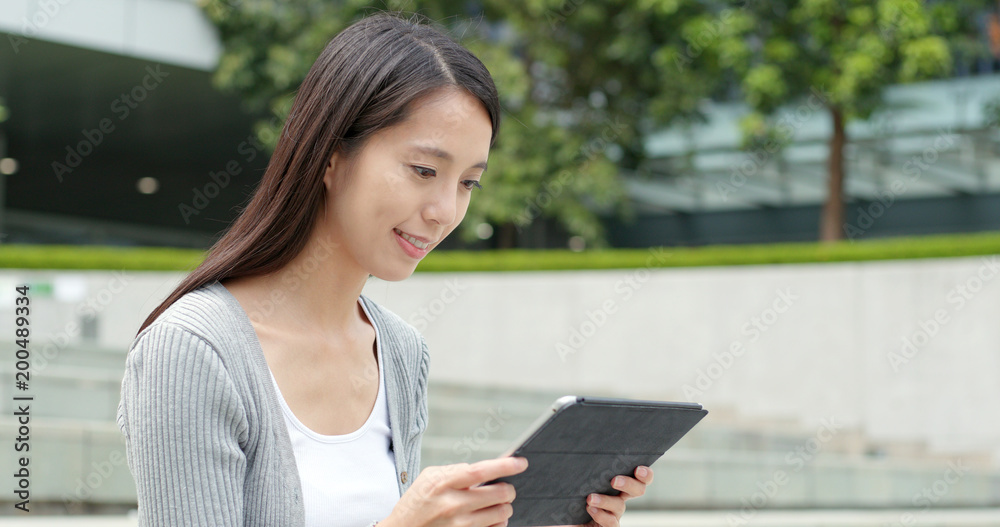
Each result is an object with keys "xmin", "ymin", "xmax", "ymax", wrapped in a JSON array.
[
  {"xmin": 691, "ymin": 0, "xmax": 991, "ymax": 241},
  {"xmin": 201, "ymin": 2, "xmax": 604, "ymax": 247},
  {"xmin": 197, "ymin": 0, "xmax": 726, "ymax": 248}
]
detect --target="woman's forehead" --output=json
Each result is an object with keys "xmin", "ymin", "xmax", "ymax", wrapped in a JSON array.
[{"xmin": 379, "ymin": 91, "xmax": 492, "ymax": 159}]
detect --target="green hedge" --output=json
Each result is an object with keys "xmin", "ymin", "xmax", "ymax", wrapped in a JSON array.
[
  {"xmin": 2, "ymin": 231, "xmax": 999, "ymax": 272},
  {"xmin": 0, "ymin": 245, "xmax": 207, "ymax": 271}
]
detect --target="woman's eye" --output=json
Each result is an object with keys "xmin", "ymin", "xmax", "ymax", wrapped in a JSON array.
[
  {"xmin": 412, "ymin": 166, "xmax": 436, "ymax": 178},
  {"xmin": 462, "ymin": 180, "xmax": 483, "ymax": 191}
]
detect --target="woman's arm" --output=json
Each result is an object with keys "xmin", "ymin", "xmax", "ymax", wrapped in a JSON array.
[{"xmin": 117, "ymin": 323, "xmax": 249, "ymax": 526}]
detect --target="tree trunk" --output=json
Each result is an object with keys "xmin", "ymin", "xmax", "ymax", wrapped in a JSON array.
[{"xmin": 819, "ymin": 107, "xmax": 846, "ymax": 242}]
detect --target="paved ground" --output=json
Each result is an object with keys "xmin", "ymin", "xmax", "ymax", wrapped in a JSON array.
[
  {"xmin": 2, "ymin": 509, "xmax": 1000, "ymax": 526},
  {"xmin": 621, "ymin": 508, "xmax": 1000, "ymax": 526}
]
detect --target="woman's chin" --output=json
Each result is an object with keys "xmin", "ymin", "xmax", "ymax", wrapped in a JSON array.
[{"xmin": 369, "ymin": 265, "xmax": 418, "ymax": 282}]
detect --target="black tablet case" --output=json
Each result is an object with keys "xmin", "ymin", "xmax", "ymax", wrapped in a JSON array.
[{"xmin": 483, "ymin": 397, "xmax": 707, "ymax": 526}]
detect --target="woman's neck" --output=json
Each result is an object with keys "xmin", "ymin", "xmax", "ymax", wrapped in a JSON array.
[{"xmin": 226, "ymin": 228, "xmax": 370, "ymax": 337}]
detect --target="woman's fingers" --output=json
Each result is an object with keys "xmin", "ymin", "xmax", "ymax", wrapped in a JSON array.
[
  {"xmin": 580, "ymin": 466, "xmax": 655, "ymax": 526},
  {"xmin": 472, "ymin": 500, "xmax": 514, "ymax": 527},
  {"xmin": 608, "ymin": 469, "xmax": 649, "ymax": 500},
  {"xmin": 458, "ymin": 462, "xmax": 651, "ymax": 527},
  {"xmin": 453, "ymin": 457, "xmax": 522, "ymax": 521},
  {"xmin": 586, "ymin": 502, "xmax": 621, "ymax": 527},
  {"xmin": 395, "ymin": 459, "xmax": 523, "ymax": 527},
  {"xmin": 588, "ymin": 493, "xmax": 626, "ymax": 517},
  {"xmin": 466, "ymin": 481, "xmax": 517, "ymax": 514},
  {"xmin": 452, "ymin": 456, "xmax": 528, "ymax": 490}
]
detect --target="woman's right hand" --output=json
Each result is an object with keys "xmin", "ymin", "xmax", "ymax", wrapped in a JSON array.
[{"xmin": 383, "ymin": 456, "xmax": 529, "ymax": 527}]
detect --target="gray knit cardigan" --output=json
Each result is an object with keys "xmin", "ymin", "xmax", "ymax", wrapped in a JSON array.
[{"xmin": 116, "ymin": 280, "xmax": 429, "ymax": 526}]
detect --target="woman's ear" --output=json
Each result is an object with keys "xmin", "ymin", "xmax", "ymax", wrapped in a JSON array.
[{"xmin": 323, "ymin": 152, "xmax": 341, "ymax": 192}]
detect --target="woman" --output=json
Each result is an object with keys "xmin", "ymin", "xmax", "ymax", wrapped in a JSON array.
[{"xmin": 116, "ymin": 12, "xmax": 653, "ymax": 527}]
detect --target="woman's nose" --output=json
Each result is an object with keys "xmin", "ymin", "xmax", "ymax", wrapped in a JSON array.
[{"xmin": 423, "ymin": 185, "xmax": 458, "ymax": 227}]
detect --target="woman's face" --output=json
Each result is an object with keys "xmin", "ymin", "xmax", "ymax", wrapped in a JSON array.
[{"xmin": 322, "ymin": 88, "xmax": 492, "ymax": 281}]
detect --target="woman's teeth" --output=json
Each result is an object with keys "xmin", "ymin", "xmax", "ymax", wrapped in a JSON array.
[{"xmin": 395, "ymin": 228, "xmax": 429, "ymax": 249}]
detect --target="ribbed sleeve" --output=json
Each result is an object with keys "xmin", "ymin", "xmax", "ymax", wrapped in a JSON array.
[
  {"xmin": 119, "ymin": 322, "xmax": 249, "ymax": 526},
  {"xmin": 414, "ymin": 336, "xmax": 431, "ymax": 473}
]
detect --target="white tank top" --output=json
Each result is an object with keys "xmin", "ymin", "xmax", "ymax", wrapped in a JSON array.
[{"xmin": 268, "ymin": 300, "xmax": 400, "ymax": 527}]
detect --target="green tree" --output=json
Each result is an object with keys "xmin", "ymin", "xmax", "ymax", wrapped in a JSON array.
[
  {"xmin": 693, "ymin": 0, "xmax": 988, "ymax": 241},
  {"xmin": 474, "ymin": 0, "xmax": 723, "ymax": 245},
  {"xmin": 197, "ymin": 0, "xmax": 718, "ymax": 248},
  {"xmin": 197, "ymin": 1, "xmax": 609, "ymax": 247},
  {"xmin": 476, "ymin": 0, "xmax": 721, "ymax": 164}
]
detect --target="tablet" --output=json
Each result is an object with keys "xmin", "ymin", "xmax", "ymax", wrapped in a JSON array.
[{"xmin": 480, "ymin": 395, "xmax": 707, "ymax": 527}]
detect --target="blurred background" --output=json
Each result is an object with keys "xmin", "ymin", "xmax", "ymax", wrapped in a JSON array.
[{"xmin": 1, "ymin": 0, "xmax": 1000, "ymax": 525}]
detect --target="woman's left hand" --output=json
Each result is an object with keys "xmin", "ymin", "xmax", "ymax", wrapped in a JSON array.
[{"xmin": 547, "ymin": 465, "xmax": 654, "ymax": 527}]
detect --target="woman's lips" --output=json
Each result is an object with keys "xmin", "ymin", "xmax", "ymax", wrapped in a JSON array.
[
  {"xmin": 394, "ymin": 228, "xmax": 430, "ymax": 249},
  {"xmin": 394, "ymin": 228, "xmax": 431, "ymax": 258}
]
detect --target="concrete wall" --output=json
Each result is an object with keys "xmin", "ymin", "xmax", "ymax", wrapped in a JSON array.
[
  {"xmin": 357, "ymin": 255, "xmax": 1000, "ymax": 465},
  {"xmin": 2, "ymin": 254, "xmax": 1000, "ymax": 508},
  {"xmin": 3, "ymin": 253, "xmax": 999, "ymax": 467}
]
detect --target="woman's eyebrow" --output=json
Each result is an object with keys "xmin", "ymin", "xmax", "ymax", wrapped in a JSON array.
[{"xmin": 411, "ymin": 144, "xmax": 488, "ymax": 171}]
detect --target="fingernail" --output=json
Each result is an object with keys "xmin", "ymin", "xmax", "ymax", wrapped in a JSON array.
[
  {"xmin": 590, "ymin": 494, "xmax": 601, "ymax": 504},
  {"xmin": 637, "ymin": 466, "xmax": 648, "ymax": 477}
]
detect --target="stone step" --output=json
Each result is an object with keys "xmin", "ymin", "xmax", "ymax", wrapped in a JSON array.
[
  {"xmin": 6, "ymin": 509, "xmax": 1000, "ymax": 527},
  {"xmin": 0, "ymin": 343, "xmax": 127, "ymax": 371}
]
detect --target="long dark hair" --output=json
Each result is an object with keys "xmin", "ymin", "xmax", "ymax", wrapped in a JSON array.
[{"xmin": 137, "ymin": 12, "xmax": 500, "ymax": 336}]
